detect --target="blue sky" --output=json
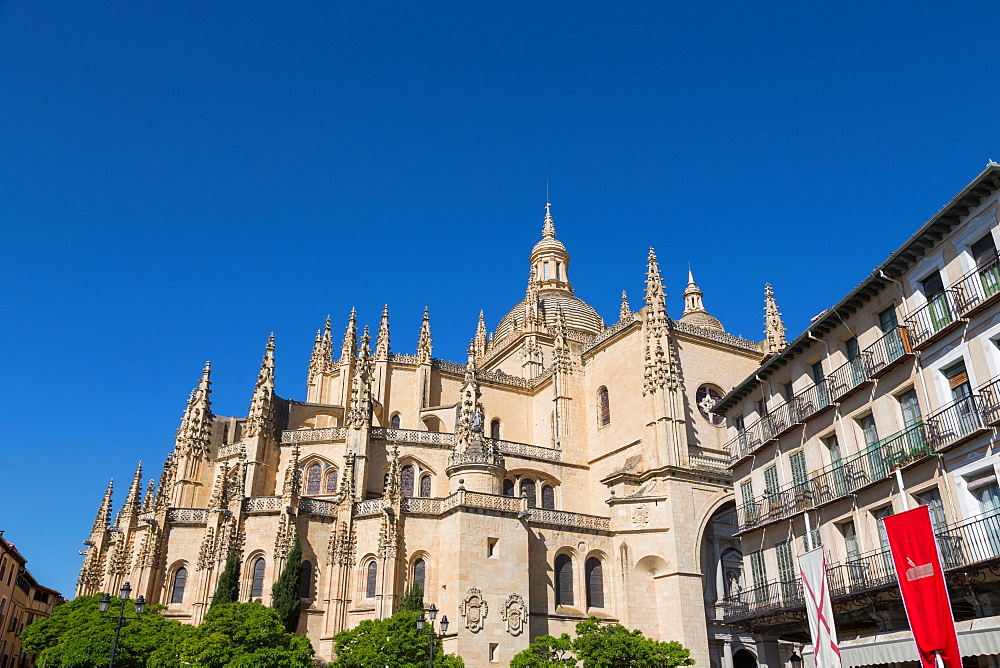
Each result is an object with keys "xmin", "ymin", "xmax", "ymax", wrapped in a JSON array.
[{"xmin": 2, "ymin": 2, "xmax": 999, "ymax": 595}]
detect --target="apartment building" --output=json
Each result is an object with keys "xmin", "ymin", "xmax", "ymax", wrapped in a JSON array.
[
  {"xmin": 0, "ymin": 534, "xmax": 62, "ymax": 668},
  {"xmin": 713, "ymin": 163, "xmax": 1000, "ymax": 668}
]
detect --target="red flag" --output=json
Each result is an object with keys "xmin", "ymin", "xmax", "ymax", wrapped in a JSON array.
[{"xmin": 883, "ymin": 505, "xmax": 961, "ymax": 668}]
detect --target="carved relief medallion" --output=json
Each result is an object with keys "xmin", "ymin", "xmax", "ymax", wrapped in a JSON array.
[
  {"xmin": 460, "ymin": 587, "xmax": 488, "ymax": 633},
  {"xmin": 631, "ymin": 504, "xmax": 649, "ymax": 527},
  {"xmin": 500, "ymin": 593, "xmax": 528, "ymax": 636}
]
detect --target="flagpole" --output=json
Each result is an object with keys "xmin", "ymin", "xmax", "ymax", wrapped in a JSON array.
[
  {"xmin": 895, "ymin": 468, "xmax": 910, "ymax": 511},
  {"xmin": 804, "ymin": 511, "xmax": 814, "ymax": 551}
]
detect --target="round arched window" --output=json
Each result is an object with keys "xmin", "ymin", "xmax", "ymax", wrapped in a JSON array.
[{"xmin": 696, "ymin": 384, "xmax": 726, "ymax": 426}]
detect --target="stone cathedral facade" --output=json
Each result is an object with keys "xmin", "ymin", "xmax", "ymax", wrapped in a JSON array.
[{"xmin": 76, "ymin": 206, "xmax": 775, "ymax": 666}]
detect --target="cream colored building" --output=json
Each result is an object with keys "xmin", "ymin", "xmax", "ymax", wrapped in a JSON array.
[
  {"xmin": 0, "ymin": 533, "xmax": 62, "ymax": 668},
  {"xmin": 714, "ymin": 163, "xmax": 1000, "ymax": 668},
  {"xmin": 76, "ymin": 206, "xmax": 768, "ymax": 666}
]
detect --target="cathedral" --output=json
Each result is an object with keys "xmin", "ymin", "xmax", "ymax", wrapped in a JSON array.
[{"xmin": 76, "ymin": 205, "xmax": 776, "ymax": 666}]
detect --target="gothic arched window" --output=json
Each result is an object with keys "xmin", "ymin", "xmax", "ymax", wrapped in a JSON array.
[
  {"xmin": 541, "ymin": 485, "xmax": 555, "ymax": 509},
  {"xmin": 391, "ymin": 414, "xmax": 401, "ymax": 429},
  {"xmin": 502, "ymin": 479, "xmax": 515, "ymax": 497},
  {"xmin": 555, "ymin": 554, "xmax": 574, "ymax": 607},
  {"xmin": 598, "ymin": 387, "xmax": 611, "ymax": 426},
  {"xmin": 401, "ymin": 465, "xmax": 415, "ymax": 497},
  {"xmin": 306, "ymin": 463, "xmax": 322, "ymax": 495},
  {"xmin": 586, "ymin": 557, "xmax": 604, "ymax": 608},
  {"xmin": 365, "ymin": 561, "xmax": 377, "ymax": 599},
  {"xmin": 419, "ymin": 475, "xmax": 432, "ymax": 498},
  {"xmin": 522, "ymin": 478, "xmax": 537, "ymax": 508},
  {"xmin": 413, "ymin": 558, "xmax": 426, "ymax": 592},
  {"xmin": 490, "ymin": 419, "xmax": 501, "ymax": 440},
  {"xmin": 300, "ymin": 560, "xmax": 312, "ymax": 599},
  {"xmin": 251, "ymin": 558, "xmax": 266, "ymax": 599},
  {"xmin": 325, "ymin": 468, "xmax": 338, "ymax": 494},
  {"xmin": 170, "ymin": 567, "xmax": 187, "ymax": 604}
]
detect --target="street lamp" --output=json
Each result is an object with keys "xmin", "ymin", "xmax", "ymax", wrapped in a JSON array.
[
  {"xmin": 415, "ymin": 603, "xmax": 449, "ymax": 668},
  {"xmin": 99, "ymin": 582, "xmax": 145, "ymax": 667}
]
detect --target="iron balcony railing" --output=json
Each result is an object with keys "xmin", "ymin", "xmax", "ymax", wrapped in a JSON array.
[
  {"xmin": 735, "ymin": 422, "xmax": 934, "ymax": 532},
  {"xmin": 978, "ymin": 376, "xmax": 1000, "ymax": 426},
  {"xmin": 726, "ymin": 400, "xmax": 809, "ymax": 465},
  {"xmin": 827, "ymin": 352, "xmax": 874, "ymax": 402},
  {"xmin": 792, "ymin": 379, "xmax": 835, "ymax": 423},
  {"xmin": 725, "ymin": 510, "xmax": 1000, "ymax": 623},
  {"xmin": 904, "ymin": 289, "xmax": 964, "ymax": 349},
  {"xmin": 925, "ymin": 394, "xmax": 989, "ymax": 451},
  {"xmin": 952, "ymin": 253, "xmax": 1000, "ymax": 317},
  {"xmin": 866, "ymin": 326, "xmax": 914, "ymax": 378}
]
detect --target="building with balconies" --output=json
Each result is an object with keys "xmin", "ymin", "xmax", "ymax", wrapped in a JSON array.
[
  {"xmin": 713, "ymin": 163, "xmax": 1000, "ymax": 668},
  {"xmin": 0, "ymin": 532, "xmax": 62, "ymax": 667}
]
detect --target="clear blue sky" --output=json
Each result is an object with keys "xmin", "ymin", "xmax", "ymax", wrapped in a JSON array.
[{"xmin": 3, "ymin": 1, "xmax": 999, "ymax": 596}]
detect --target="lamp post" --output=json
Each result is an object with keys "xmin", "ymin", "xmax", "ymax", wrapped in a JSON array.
[
  {"xmin": 415, "ymin": 603, "xmax": 449, "ymax": 668},
  {"xmin": 99, "ymin": 582, "xmax": 145, "ymax": 668}
]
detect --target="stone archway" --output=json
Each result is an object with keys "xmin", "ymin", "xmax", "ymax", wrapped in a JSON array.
[{"xmin": 734, "ymin": 648, "xmax": 757, "ymax": 668}]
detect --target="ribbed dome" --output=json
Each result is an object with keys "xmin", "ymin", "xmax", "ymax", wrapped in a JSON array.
[
  {"xmin": 495, "ymin": 292, "xmax": 605, "ymax": 341},
  {"xmin": 679, "ymin": 310, "xmax": 725, "ymax": 331},
  {"xmin": 530, "ymin": 237, "xmax": 567, "ymax": 258}
]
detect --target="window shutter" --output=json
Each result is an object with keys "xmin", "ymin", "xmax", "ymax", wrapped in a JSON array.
[
  {"xmin": 790, "ymin": 451, "xmax": 807, "ymax": 486},
  {"xmin": 776, "ymin": 541, "xmax": 794, "ymax": 582},
  {"xmin": 764, "ymin": 466, "xmax": 779, "ymax": 495},
  {"xmin": 948, "ymin": 369, "xmax": 970, "ymax": 390}
]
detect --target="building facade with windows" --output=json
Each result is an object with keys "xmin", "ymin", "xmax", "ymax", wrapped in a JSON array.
[
  {"xmin": 714, "ymin": 163, "xmax": 1000, "ymax": 668},
  {"xmin": 0, "ymin": 534, "xmax": 62, "ymax": 668},
  {"xmin": 75, "ymin": 206, "xmax": 769, "ymax": 666}
]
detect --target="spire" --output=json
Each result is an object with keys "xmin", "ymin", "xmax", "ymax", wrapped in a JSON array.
[
  {"xmin": 244, "ymin": 334, "xmax": 276, "ymax": 439},
  {"xmin": 339, "ymin": 450, "xmax": 356, "ymax": 504},
  {"xmin": 92, "ymin": 479, "xmax": 114, "ymax": 534},
  {"xmin": 340, "ymin": 308, "xmax": 358, "ymax": 364},
  {"xmin": 176, "ymin": 362, "xmax": 213, "ymax": 458},
  {"xmin": 280, "ymin": 445, "xmax": 301, "ymax": 501},
  {"xmin": 142, "ymin": 479, "xmax": 155, "ymax": 512},
  {"xmin": 644, "ymin": 248, "xmax": 669, "ymax": 338},
  {"xmin": 208, "ymin": 461, "xmax": 230, "ymax": 511},
  {"xmin": 553, "ymin": 306, "xmax": 572, "ymax": 372},
  {"xmin": 474, "ymin": 310, "xmax": 487, "ymax": 358},
  {"xmin": 416, "ymin": 307, "xmax": 433, "ymax": 364},
  {"xmin": 524, "ymin": 268, "xmax": 541, "ymax": 326},
  {"xmin": 620, "ymin": 290, "xmax": 631, "ymax": 322},
  {"xmin": 682, "ymin": 267, "xmax": 706, "ymax": 316},
  {"xmin": 542, "ymin": 202, "xmax": 556, "ymax": 239},
  {"xmin": 308, "ymin": 316, "xmax": 334, "ymax": 384},
  {"xmin": 346, "ymin": 327, "xmax": 374, "ymax": 429},
  {"xmin": 375, "ymin": 305, "xmax": 391, "ymax": 361},
  {"xmin": 153, "ymin": 452, "xmax": 176, "ymax": 512},
  {"xmin": 763, "ymin": 283, "xmax": 788, "ymax": 355},
  {"xmin": 454, "ymin": 344, "xmax": 485, "ymax": 449},
  {"xmin": 116, "ymin": 462, "xmax": 143, "ymax": 526}
]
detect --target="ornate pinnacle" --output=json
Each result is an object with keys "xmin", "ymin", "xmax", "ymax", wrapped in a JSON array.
[
  {"xmin": 375, "ymin": 305, "xmax": 391, "ymax": 361},
  {"xmin": 620, "ymin": 290, "xmax": 631, "ymax": 322},
  {"xmin": 763, "ymin": 283, "xmax": 788, "ymax": 354},
  {"xmin": 176, "ymin": 362, "xmax": 213, "ymax": 458},
  {"xmin": 474, "ymin": 310, "xmax": 487, "ymax": 358},
  {"xmin": 644, "ymin": 248, "xmax": 669, "ymax": 338},
  {"xmin": 281, "ymin": 445, "xmax": 301, "ymax": 501},
  {"xmin": 92, "ymin": 478, "xmax": 114, "ymax": 534},
  {"xmin": 417, "ymin": 307, "xmax": 433, "ymax": 364},
  {"xmin": 245, "ymin": 335, "xmax": 276, "ymax": 439},
  {"xmin": 682, "ymin": 267, "xmax": 706, "ymax": 316},
  {"xmin": 542, "ymin": 202, "xmax": 556, "ymax": 239},
  {"xmin": 524, "ymin": 268, "xmax": 541, "ymax": 326},
  {"xmin": 154, "ymin": 452, "xmax": 177, "ymax": 512},
  {"xmin": 308, "ymin": 316, "xmax": 334, "ymax": 384},
  {"xmin": 115, "ymin": 462, "xmax": 143, "ymax": 526},
  {"xmin": 142, "ymin": 479, "xmax": 155, "ymax": 512},
  {"xmin": 554, "ymin": 306, "xmax": 572, "ymax": 372},
  {"xmin": 340, "ymin": 307, "xmax": 358, "ymax": 363}
]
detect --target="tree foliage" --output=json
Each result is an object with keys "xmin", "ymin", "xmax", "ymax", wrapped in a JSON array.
[
  {"xmin": 150, "ymin": 602, "xmax": 314, "ymax": 667},
  {"xmin": 510, "ymin": 617, "xmax": 696, "ymax": 668},
  {"xmin": 20, "ymin": 594, "xmax": 182, "ymax": 667},
  {"xmin": 20, "ymin": 596, "xmax": 314, "ymax": 668},
  {"xmin": 211, "ymin": 547, "xmax": 241, "ymax": 608},
  {"xmin": 271, "ymin": 533, "xmax": 304, "ymax": 633},
  {"xmin": 331, "ymin": 610, "xmax": 463, "ymax": 668},
  {"xmin": 397, "ymin": 582, "xmax": 424, "ymax": 612}
]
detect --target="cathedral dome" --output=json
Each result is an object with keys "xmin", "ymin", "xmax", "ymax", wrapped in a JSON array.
[
  {"xmin": 494, "ymin": 292, "xmax": 605, "ymax": 341},
  {"xmin": 679, "ymin": 310, "xmax": 725, "ymax": 331},
  {"xmin": 530, "ymin": 236, "xmax": 567, "ymax": 258},
  {"xmin": 679, "ymin": 268, "xmax": 725, "ymax": 332}
]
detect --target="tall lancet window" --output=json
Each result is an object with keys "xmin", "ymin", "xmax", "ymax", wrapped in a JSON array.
[
  {"xmin": 325, "ymin": 468, "xmax": 338, "ymax": 494},
  {"xmin": 366, "ymin": 561, "xmax": 377, "ymax": 598},
  {"xmin": 413, "ymin": 558, "xmax": 426, "ymax": 592},
  {"xmin": 490, "ymin": 419, "xmax": 501, "ymax": 440},
  {"xmin": 541, "ymin": 485, "xmax": 555, "ymax": 510},
  {"xmin": 306, "ymin": 463, "xmax": 322, "ymax": 495},
  {"xmin": 521, "ymin": 478, "xmax": 537, "ymax": 508},
  {"xmin": 251, "ymin": 558, "xmax": 266, "ymax": 599},
  {"xmin": 420, "ymin": 475, "xmax": 432, "ymax": 498},
  {"xmin": 170, "ymin": 567, "xmax": 187, "ymax": 604},
  {"xmin": 300, "ymin": 561, "xmax": 312, "ymax": 599},
  {"xmin": 391, "ymin": 414, "xmax": 401, "ymax": 429},
  {"xmin": 598, "ymin": 387, "xmax": 611, "ymax": 426},
  {"xmin": 586, "ymin": 557, "xmax": 604, "ymax": 608},
  {"xmin": 555, "ymin": 554, "xmax": 573, "ymax": 607},
  {"xmin": 401, "ymin": 465, "xmax": 415, "ymax": 497}
]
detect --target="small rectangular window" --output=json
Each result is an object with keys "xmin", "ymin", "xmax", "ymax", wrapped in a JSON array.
[
  {"xmin": 488, "ymin": 537, "xmax": 499, "ymax": 559},
  {"xmin": 489, "ymin": 643, "xmax": 500, "ymax": 662},
  {"xmin": 922, "ymin": 271, "xmax": 945, "ymax": 298},
  {"xmin": 879, "ymin": 305, "xmax": 899, "ymax": 333},
  {"xmin": 543, "ymin": 262, "xmax": 550, "ymax": 280},
  {"xmin": 783, "ymin": 382, "xmax": 794, "ymax": 400}
]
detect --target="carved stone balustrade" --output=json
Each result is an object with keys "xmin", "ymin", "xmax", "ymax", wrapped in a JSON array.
[
  {"xmin": 217, "ymin": 443, "xmax": 243, "ymax": 458},
  {"xmin": 527, "ymin": 508, "xmax": 612, "ymax": 532},
  {"xmin": 166, "ymin": 508, "xmax": 208, "ymax": 524},
  {"xmin": 244, "ymin": 496, "xmax": 282, "ymax": 513},
  {"xmin": 485, "ymin": 438, "xmax": 562, "ymax": 462},
  {"xmin": 299, "ymin": 498, "xmax": 338, "ymax": 517},
  {"xmin": 371, "ymin": 428, "xmax": 455, "ymax": 446},
  {"xmin": 353, "ymin": 499, "xmax": 385, "ymax": 518},
  {"xmin": 400, "ymin": 497, "xmax": 443, "ymax": 515},
  {"xmin": 281, "ymin": 427, "xmax": 348, "ymax": 444},
  {"xmin": 689, "ymin": 453, "xmax": 730, "ymax": 471}
]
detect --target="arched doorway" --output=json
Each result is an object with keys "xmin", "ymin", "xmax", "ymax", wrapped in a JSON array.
[{"xmin": 734, "ymin": 648, "xmax": 757, "ymax": 668}]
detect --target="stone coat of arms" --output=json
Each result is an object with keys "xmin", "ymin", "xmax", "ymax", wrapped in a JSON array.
[
  {"xmin": 500, "ymin": 593, "xmax": 528, "ymax": 636},
  {"xmin": 460, "ymin": 587, "xmax": 488, "ymax": 633}
]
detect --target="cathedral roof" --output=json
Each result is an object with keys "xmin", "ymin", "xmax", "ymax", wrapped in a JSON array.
[
  {"xmin": 678, "ymin": 310, "xmax": 725, "ymax": 331},
  {"xmin": 494, "ymin": 292, "xmax": 606, "ymax": 341}
]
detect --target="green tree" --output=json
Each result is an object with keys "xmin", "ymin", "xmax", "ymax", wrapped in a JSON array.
[
  {"xmin": 271, "ymin": 533, "xmax": 304, "ymax": 633},
  {"xmin": 397, "ymin": 582, "xmax": 424, "ymax": 612},
  {"xmin": 572, "ymin": 617, "xmax": 695, "ymax": 668},
  {"xmin": 331, "ymin": 610, "xmax": 464, "ymax": 668},
  {"xmin": 210, "ymin": 547, "xmax": 241, "ymax": 608},
  {"xmin": 509, "ymin": 632, "xmax": 576, "ymax": 667},
  {"xmin": 149, "ymin": 602, "xmax": 314, "ymax": 667},
  {"xmin": 20, "ymin": 594, "xmax": 182, "ymax": 667}
]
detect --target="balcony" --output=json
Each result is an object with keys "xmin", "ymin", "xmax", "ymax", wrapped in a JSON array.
[
  {"xmin": 952, "ymin": 254, "xmax": 1000, "ymax": 317},
  {"xmin": 866, "ymin": 326, "xmax": 914, "ymax": 378},
  {"xmin": 723, "ymin": 578, "xmax": 803, "ymax": 621},
  {"xmin": 925, "ymin": 394, "xmax": 990, "ymax": 452},
  {"xmin": 828, "ymin": 352, "xmax": 874, "ymax": 402},
  {"xmin": 793, "ymin": 380, "xmax": 835, "ymax": 423},
  {"xmin": 904, "ymin": 290, "xmax": 965, "ymax": 349},
  {"xmin": 735, "ymin": 423, "xmax": 934, "ymax": 533},
  {"xmin": 978, "ymin": 376, "xmax": 1000, "ymax": 426}
]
